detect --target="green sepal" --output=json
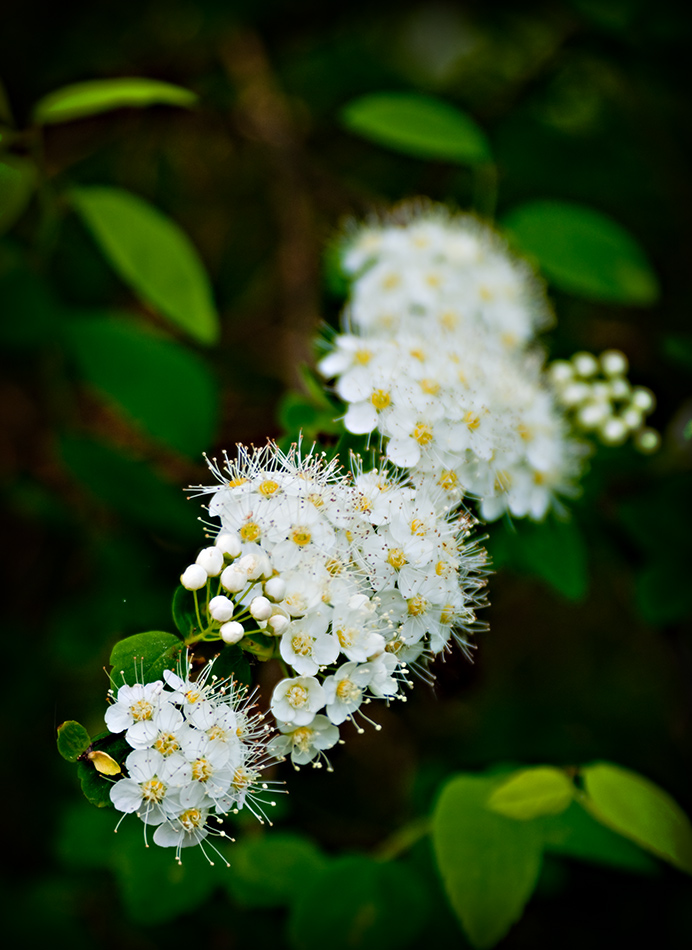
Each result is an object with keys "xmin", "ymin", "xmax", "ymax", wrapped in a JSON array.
[
  {"xmin": 109, "ymin": 630, "xmax": 184, "ymax": 686},
  {"xmin": 57, "ymin": 720, "xmax": 92, "ymax": 762},
  {"xmin": 212, "ymin": 644, "xmax": 252, "ymax": 686},
  {"xmin": 171, "ymin": 584, "xmax": 199, "ymax": 639},
  {"xmin": 240, "ymin": 632, "xmax": 276, "ymax": 661}
]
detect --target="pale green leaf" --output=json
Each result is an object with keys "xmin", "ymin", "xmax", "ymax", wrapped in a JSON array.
[
  {"xmin": 342, "ymin": 92, "xmax": 490, "ymax": 165},
  {"xmin": 487, "ymin": 767, "xmax": 574, "ymax": 820},
  {"xmin": 502, "ymin": 200, "xmax": 658, "ymax": 305},
  {"xmin": 72, "ymin": 186, "xmax": 219, "ymax": 344},
  {"xmin": 56, "ymin": 720, "xmax": 91, "ymax": 762},
  {"xmin": 581, "ymin": 762, "xmax": 692, "ymax": 874},
  {"xmin": 33, "ymin": 77, "xmax": 197, "ymax": 125},
  {"xmin": 0, "ymin": 156, "xmax": 36, "ymax": 235},
  {"xmin": 63, "ymin": 315, "xmax": 217, "ymax": 456},
  {"xmin": 432, "ymin": 773, "xmax": 543, "ymax": 948}
]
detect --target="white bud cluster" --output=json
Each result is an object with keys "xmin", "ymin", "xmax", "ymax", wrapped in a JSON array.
[
  {"xmin": 188, "ymin": 441, "xmax": 488, "ymax": 770},
  {"xmin": 104, "ymin": 655, "xmax": 279, "ymax": 863},
  {"xmin": 548, "ymin": 350, "xmax": 660, "ymax": 452},
  {"xmin": 319, "ymin": 205, "xmax": 588, "ymax": 522}
]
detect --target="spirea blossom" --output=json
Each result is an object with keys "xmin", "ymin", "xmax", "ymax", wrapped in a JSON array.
[
  {"xmin": 105, "ymin": 655, "xmax": 279, "ymax": 863},
  {"xmin": 319, "ymin": 205, "xmax": 590, "ymax": 521},
  {"xmin": 187, "ymin": 441, "xmax": 488, "ymax": 767}
]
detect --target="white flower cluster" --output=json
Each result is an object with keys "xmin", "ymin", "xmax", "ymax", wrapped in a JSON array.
[
  {"xmin": 189, "ymin": 442, "xmax": 487, "ymax": 769},
  {"xmin": 105, "ymin": 657, "xmax": 277, "ymax": 863},
  {"xmin": 319, "ymin": 207, "xmax": 589, "ymax": 522},
  {"xmin": 548, "ymin": 350, "xmax": 660, "ymax": 452}
]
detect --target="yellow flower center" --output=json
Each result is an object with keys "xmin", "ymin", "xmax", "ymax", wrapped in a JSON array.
[
  {"xmin": 410, "ymin": 348, "xmax": 426, "ymax": 361},
  {"xmin": 240, "ymin": 522, "xmax": 261, "ymax": 542},
  {"xmin": 440, "ymin": 311, "xmax": 458, "ymax": 329},
  {"xmin": 287, "ymin": 685, "xmax": 308, "ymax": 708},
  {"xmin": 410, "ymin": 518, "xmax": 426, "ymax": 536},
  {"xmin": 336, "ymin": 627, "xmax": 355, "ymax": 649},
  {"xmin": 291, "ymin": 633, "xmax": 314, "ymax": 657},
  {"xmin": 420, "ymin": 378, "xmax": 440, "ymax": 395},
  {"xmin": 387, "ymin": 548, "xmax": 407, "ymax": 570},
  {"xmin": 370, "ymin": 389, "xmax": 391, "ymax": 411},
  {"xmin": 308, "ymin": 492, "xmax": 324, "ymax": 508},
  {"xmin": 325, "ymin": 558, "xmax": 342, "ymax": 576},
  {"xmin": 407, "ymin": 595, "xmax": 428, "ymax": 616},
  {"xmin": 259, "ymin": 479, "xmax": 280, "ymax": 495},
  {"xmin": 438, "ymin": 470, "xmax": 458, "ymax": 491},
  {"xmin": 228, "ymin": 477, "xmax": 248, "ymax": 488},
  {"xmin": 207, "ymin": 725, "xmax": 227, "ymax": 742},
  {"xmin": 355, "ymin": 349, "xmax": 372, "ymax": 365},
  {"xmin": 141, "ymin": 777, "xmax": 166, "ymax": 803},
  {"xmin": 336, "ymin": 678, "xmax": 360, "ymax": 703},
  {"xmin": 192, "ymin": 758, "xmax": 214, "ymax": 782},
  {"xmin": 179, "ymin": 808, "xmax": 203, "ymax": 831},
  {"xmin": 154, "ymin": 732, "xmax": 179, "ymax": 756},
  {"xmin": 412, "ymin": 422, "xmax": 434, "ymax": 445},
  {"xmin": 464, "ymin": 410, "xmax": 481, "ymax": 431},
  {"xmin": 292, "ymin": 528, "xmax": 312, "ymax": 546},
  {"xmin": 440, "ymin": 604, "xmax": 456, "ymax": 625},
  {"xmin": 382, "ymin": 273, "xmax": 401, "ymax": 290},
  {"xmin": 130, "ymin": 699, "xmax": 154, "ymax": 722},
  {"xmin": 292, "ymin": 727, "xmax": 314, "ymax": 753}
]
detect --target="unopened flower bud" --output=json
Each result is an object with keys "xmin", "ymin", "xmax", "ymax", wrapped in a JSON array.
[
  {"xmin": 634, "ymin": 427, "xmax": 661, "ymax": 453},
  {"xmin": 600, "ymin": 349, "xmax": 628, "ymax": 376},
  {"xmin": 180, "ymin": 564, "xmax": 208, "ymax": 590},
  {"xmin": 264, "ymin": 576, "xmax": 286, "ymax": 601},
  {"xmin": 608, "ymin": 378, "xmax": 631, "ymax": 400},
  {"xmin": 220, "ymin": 621, "xmax": 245, "ymax": 644},
  {"xmin": 250, "ymin": 596, "xmax": 272, "ymax": 621},
  {"xmin": 622, "ymin": 406, "xmax": 644, "ymax": 431},
  {"xmin": 632, "ymin": 387, "xmax": 655, "ymax": 413},
  {"xmin": 209, "ymin": 595, "xmax": 235, "ymax": 622},
  {"xmin": 600, "ymin": 417, "xmax": 628, "ymax": 445},
  {"xmin": 196, "ymin": 547, "xmax": 224, "ymax": 576},
  {"xmin": 561, "ymin": 382, "xmax": 590, "ymax": 407},
  {"xmin": 215, "ymin": 533, "xmax": 242, "ymax": 558},
  {"xmin": 267, "ymin": 613, "xmax": 290, "ymax": 635},
  {"xmin": 220, "ymin": 567, "xmax": 246, "ymax": 593},
  {"xmin": 572, "ymin": 352, "xmax": 599, "ymax": 378},
  {"xmin": 548, "ymin": 360, "xmax": 573, "ymax": 386},
  {"xmin": 576, "ymin": 401, "xmax": 609, "ymax": 430}
]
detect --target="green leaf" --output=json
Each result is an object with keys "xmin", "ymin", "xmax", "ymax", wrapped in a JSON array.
[
  {"xmin": 487, "ymin": 767, "xmax": 574, "ymax": 820},
  {"xmin": 542, "ymin": 801, "xmax": 658, "ymax": 874},
  {"xmin": 33, "ymin": 77, "xmax": 197, "ymax": 125},
  {"xmin": 109, "ymin": 630, "xmax": 183, "ymax": 687},
  {"xmin": 502, "ymin": 200, "xmax": 659, "ymax": 305},
  {"xmin": 432, "ymin": 773, "xmax": 543, "ymax": 948},
  {"xmin": 0, "ymin": 156, "xmax": 36, "ymax": 234},
  {"xmin": 171, "ymin": 584, "xmax": 198, "ymax": 639},
  {"xmin": 211, "ymin": 644, "xmax": 252, "ymax": 687},
  {"xmin": 489, "ymin": 515, "xmax": 588, "ymax": 601},
  {"xmin": 225, "ymin": 834, "xmax": 326, "ymax": 908},
  {"xmin": 63, "ymin": 315, "xmax": 217, "ymax": 457},
  {"xmin": 288, "ymin": 855, "xmax": 428, "ymax": 950},
  {"xmin": 342, "ymin": 92, "xmax": 490, "ymax": 165},
  {"xmin": 581, "ymin": 762, "xmax": 692, "ymax": 874},
  {"xmin": 240, "ymin": 631, "xmax": 276, "ymax": 661},
  {"xmin": 56, "ymin": 720, "xmax": 91, "ymax": 762},
  {"xmin": 77, "ymin": 760, "xmax": 114, "ymax": 808},
  {"xmin": 71, "ymin": 186, "xmax": 219, "ymax": 344}
]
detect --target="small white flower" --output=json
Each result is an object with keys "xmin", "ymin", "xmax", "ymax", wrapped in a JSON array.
[{"xmin": 270, "ymin": 676, "xmax": 326, "ymax": 725}]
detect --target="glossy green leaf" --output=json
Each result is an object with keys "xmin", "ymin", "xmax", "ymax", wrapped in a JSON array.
[
  {"xmin": 432, "ymin": 773, "xmax": 543, "ymax": 948},
  {"xmin": 72, "ymin": 186, "xmax": 219, "ymax": 344},
  {"xmin": 0, "ymin": 156, "xmax": 36, "ymax": 234},
  {"xmin": 63, "ymin": 315, "xmax": 217, "ymax": 456},
  {"xmin": 211, "ymin": 644, "xmax": 252, "ymax": 687},
  {"xmin": 288, "ymin": 855, "xmax": 428, "ymax": 950},
  {"xmin": 56, "ymin": 720, "xmax": 91, "ymax": 762},
  {"xmin": 502, "ymin": 200, "xmax": 659, "ymax": 305},
  {"xmin": 542, "ymin": 801, "xmax": 657, "ymax": 874},
  {"xmin": 171, "ymin": 584, "xmax": 199, "ymax": 639},
  {"xmin": 33, "ymin": 77, "xmax": 197, "ymax": 125},
  {"xmin": 225, "ymin": 834, "xmax": 326, "ymax": 908},
  {"xmin": 342, "ymin": 92, "xmax": 490, "ymax": 164},
  {"xmin": 109, "ymin": 631, "xmax": 183, "ymax": 687},
  {"xmin": 77, "ymin": 761, "xmax": 113, "ymax": 808},
  {"xmin": 581, "ymin": 763, "xmax": 692, "ymax": 874},
  {"xmin": 489, "ymin": 515, "xmax": 588, "ymax": 601},
  {"xmin": 487, "ymin": 767, "xmax": 574, "ymax": 820}
]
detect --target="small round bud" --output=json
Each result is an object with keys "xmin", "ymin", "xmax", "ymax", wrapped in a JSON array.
[
  {"xmin": 608, "ymin": 378, "xmax": 631, "ymax": 401},
  {"xmin": 600, "ymin": 349, "xmax": 628, "ymax": 376},
  {"xmin": 180, "ymin": 564, "xmax": 208, "ymax": 590},
  {"xmin": 590, "ymin": 382, "xmax": 611, "ymax": 403},
  {"xmin": 215, "ymin": 533, "xmax": 242, "ymax": 558},
  {"xmin": 548, "ymin": 360, "xmax": 573, "ymax": 386},
  {"xmin": 264, "ymin": 576, "xmax": 286, "ymax": 601},
  {"xmin": 220, "ymin": 621, "xmax": 245, "ymax": 644},
  {"xmin": 622, "ymin": 406, "xmax": 644, "ymax": 431},
  {"xmin": 220, "ymin": 567, "xmax": 246, "ymax": 593},
  {"xmin": 572, "ymin": 351, "xmax": 599, "ymax": 378},
  {"xmin": 267, "ymin": 613, "xmax": 290, "ymax": 636},
  {"xmin": 634, "ymin": 427, "xmax": 661, "ymax": 453},
  {"xmin": 196, "ymin": 547, "xmax": 224, "ymax": 576},
  {"xmin": 209, "ymin": 595, "xmax": 235, "ymax": 622},
  {"xmin": 600, "ymin": 417, "xmax": 628, "ymax": 445},
  {"xmin": 250, "ymin": 596, "xmax": 273, "ymax": 621},
  {"xmin": 631, "ymin": 387, "xmax": 655, "ymax": 413},
  {"xmin": 561, "ymin": 382, "xmax": 591, "ymax": 407},
  {"xmin": 577, "ymin": 401, "xmax": 609, "ymax": 430}
]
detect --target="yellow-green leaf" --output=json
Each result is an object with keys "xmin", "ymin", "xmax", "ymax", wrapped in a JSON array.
[
  {"xmin": 487, "ymin": 767, "xmax": 574, "ymax": 820},
  {"xmin": 33, "ymin": 77, "xmax": 197, "ymax": 125},
  {"xmin": 57, "ymin": 720, "xmax": 91, "ymax": 762},
  {"xmin": 0, "ymin": 156, "xmax": 36, "ymax": 235},
  {"xmin": 582, "ymin": 762, "xmax": 692, "ymax": 874}
]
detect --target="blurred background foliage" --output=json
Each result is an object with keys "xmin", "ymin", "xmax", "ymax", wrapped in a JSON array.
[{"xmin": 2, "ymin": 0, "xmax": 691, "ymax": 945}]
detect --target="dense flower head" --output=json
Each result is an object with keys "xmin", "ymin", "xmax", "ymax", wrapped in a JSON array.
[
  {"xmin": 105, "ymin": 655, "xmax": 279, "ymax": 863},
  {"xmin": 188, "ymin": 441, "xmax": 489, "ymax": 766}
]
